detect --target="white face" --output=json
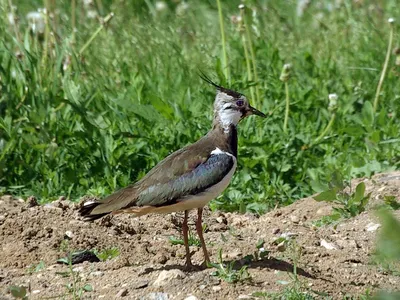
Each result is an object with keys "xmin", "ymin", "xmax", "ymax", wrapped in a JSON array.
[{"xmin": 214, "ymin": 92, "xmax": 248, "ymax": 130}]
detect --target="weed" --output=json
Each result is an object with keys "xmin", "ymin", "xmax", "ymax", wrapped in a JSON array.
[
  {"xmin": 27, "ymin": 260, "xmax": 45, "ymax": 274},
  {"xmin": 383, "ymin": 195, "xmax": 400, "ymax": 210},
  {"xmin": 210, "ymin": 248, "xmax": 251, "ymax": 284},
  {"xmin": 56, "ymin": 241, "xmax": 94, "ymax": 298},
  {"xmin": 313, "ymin": 172, "xmax": 371, "ymax": 226},
  {"xmin": 169, "ymin": 233, "xmax": 201, "ymax": 247},
  {"xmin": 95, "ymin": 247, "xmax": 120, "ymax": 261},
  {"xmin": 243, "ymin": 239, "xmax": 269, "ymax": 263}
]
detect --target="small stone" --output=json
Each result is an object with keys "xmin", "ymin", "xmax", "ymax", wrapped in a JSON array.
[
  {"xmin": 72, "ymin": 266, "xmax": 84, "ymax": 273},
  {"xmin": 64, "ymin": 231, "xmax": 74, "ymax": 239},
  {"xmin": 290, "ymin": 215, "xmax": 300, "ymax": 224},
  {"xmin": 91, "ymin": 271, "xmax": 103, "ymax": 277},
  {"xmin": 132, "ymin": 279, "xmax": 149, "ymax": 289},
  {"xmin": 238, "ymin": 295, "xmax": 253, "ymax": 299},
  {"xmin": 223, "ymin": 250, "xmax": 242, "ymax": 260},
  {"xmin": 153, "ymin": 269, "xmax": 186, "ymax": 287},
  {"xmin": 146, "ymin": 292, "xmax": 169, "ymax": 300},
  {"xmin": 32, "ymin": 290, "xmax": 41, "ymax": 294},
  {"xmin": 316, "ymin": 206, "xmax": 333, "ymax": 216},
  {"xmin": 216, "ymin": 216, "xmax": 227, "ymax": 224},
  {"xmin": 320, "ymin": 239, "xmax": 337, "ymax": 250},
  {"xmin": 199, "ymin": 284, "xmax": 206, "ymax": 290},
  {"xmin": 212, "ymin": 286, "xmax": 222, "ymax": 292},
  {"xmin": 185, "ymin": 296, "xmax": 198, "ymax": 300},
  {"xmin": 152, "ymin": 253, "xmax": 168, "ymax": 264},
  {"xmin": 272, "ymin": 228, "xmax": 280, "ymax": 234},
  {"xmin": 116, "ymin": 288, "xmax": 128, "ymax": 297},
  {"xmin": 276, "ymin": 241, "xmax": 286, "ymax": 252},
  {"xmin": 366, "ymin": 223, "xmax": 381, "ymax": 232}
]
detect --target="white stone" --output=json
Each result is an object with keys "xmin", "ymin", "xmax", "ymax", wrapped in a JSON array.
[
  {"xmin": 320, "ymin": 239, "xmax": 337, "ymax": 250},
  {"xmin": 212, "ymin": 286, "xmax": 222, "ymax": 292},
  {"xmin": 366, "ymin": 222, "xmax": 381, "ymax": 232},
  {"xmin": 184, "ymin": 296, "xmax": 198, "ymax": 300},
  {"xmin": 153, "ymin": 270, "xmax": 186, "ymax": 287}
]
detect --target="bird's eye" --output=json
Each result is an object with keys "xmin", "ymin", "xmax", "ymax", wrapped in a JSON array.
[{"xmin": 236, "ymin": 100, "xmax": 244, "ymax": 107}]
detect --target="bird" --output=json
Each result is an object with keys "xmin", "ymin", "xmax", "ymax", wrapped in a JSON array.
[{"xmin": 79, "ymin": 74, "xmax": 266, "ymax": 268}]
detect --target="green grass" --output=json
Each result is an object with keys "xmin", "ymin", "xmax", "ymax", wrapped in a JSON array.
[{"xmin": 0, "ymin": 1, "xmax": 399, "ymax": 213}]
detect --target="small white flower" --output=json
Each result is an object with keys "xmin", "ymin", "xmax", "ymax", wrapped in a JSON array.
[
  {"xmin": 86, "ymin": 9, "xmax": 98, "ymax": 19},
  {"xmin": 176, "ymin": 2, "xmax": 189, "ymax": 16},
  {"xmin": 155, "ymin": 1, "xmax": 167, "ymax": 12},
  {"xmin": 328, "ymin": 93, "xmax": 338, "ymax": 111},
  {"xmin": 328, "ymin": 93, "xmax": 338, "ymax": 101},
  {"xmin": 388, "ymin": 18, "xmax": 395, "ymax": 23},
  {"xmin": 26, "ymin": 11, "xmax": 45, "ymax": 34},
  {"xmin": 7, "ymin": 13, "xmax": 15, "ymax": 25},
  {"xmin": 238, "ymin": 4, "xmax": 245, "ymax": 9}
]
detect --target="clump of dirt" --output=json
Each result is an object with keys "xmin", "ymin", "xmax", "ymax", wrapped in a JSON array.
[{"xmin": 1, "ymin": 172, "xmax": 400, "ymax": 299}]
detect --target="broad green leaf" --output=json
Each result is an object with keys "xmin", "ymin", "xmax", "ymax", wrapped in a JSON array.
[
  {"xmin": 313, "ymin": 189, "xmax": 338, "ymax": 202},
  {"xmin": 353, "ymin": 182, "xmax": 366, "ymax": 203}
]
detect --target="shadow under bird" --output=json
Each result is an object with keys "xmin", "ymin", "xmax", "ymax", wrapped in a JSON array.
[{"xmin": 80, "ymin": 74, "xmax": 266, "ymax": 268}]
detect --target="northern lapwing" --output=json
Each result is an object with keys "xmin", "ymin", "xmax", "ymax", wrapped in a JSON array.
[{"xmin": 79, "ymin": 74, "xmax": 266, "ymax": 268}]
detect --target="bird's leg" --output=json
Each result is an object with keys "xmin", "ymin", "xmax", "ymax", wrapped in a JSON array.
[
  {"xmin": 182, "ymin": 210, "xmax": 192, "ymax": 268},
  {"xmin": 196, "ymin": 208, "xmax": 210, "ymax": 266}
]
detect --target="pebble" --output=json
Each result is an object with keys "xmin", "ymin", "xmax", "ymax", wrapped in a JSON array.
[
  {"xmin": 223, "ymin": 250, "xmax": 242, "ymax": 260},
  {"xmin": 91, "ymin": 271, "xmax": 103, "ymax": 277},
  {"xmin": 32, "ymin": 290, "xmax": 41, "ymax": 294},
  {"xmin": 64, "ymin": 231, "xmax": 74, "ymax": 239},
  {"xmin": 184, "ymin": 296, "xmax": 198, "ymax": 300},
  {"xmin": 72, "ymin": 266, "xmax": 84, "ymax": 273},
  {"xmin": 153, "ymin": 269, "xmax": 186, "ymax": 287},
  {"xmin": 199, "ymin": 284, "xmax": 206, "ymax": 290},
  {"xmin": 116, "ymin": 288, "xmax": 128, "ymax": 297},
  {"xmin": 146, "ymin": 292, "xmax": 169, "ymax": 300},
  {"xmin": 366, "ymin": 222, "xmax": 381, "ymax": 232},
  {"xmin": 320, "ymin": 239, "xmax": 337, "ymax": 250},
  {"xmin": 272, "ymin": 228, "xmax": 280, "ymax": 234},
  {"xmin": 290, "ymin": 215, "xmax": 300, "ymax": 224},
  {"xmin": 238, "ymin": 295, "xmax": 253, "ymax": 299},
  {"xmin": 212, "ymin": 286, "xmax": 221, "ymax": 292}
]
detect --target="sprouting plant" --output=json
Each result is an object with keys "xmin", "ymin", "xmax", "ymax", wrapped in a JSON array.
[
  {"xmin": 27, "ymin": 260, "xmax": 45, "ymax": 274},
  {"xmin": 243, "ymin": 239, "xmax": 269, "ymax": 263},
  {"xmin": 209, "ymin": 248, "xmax": 251, "ymax": 284},
  {"xmin": 56, "ymin": 241, "xmax": 94, "ymax": 298},
  {"xmin": 313, "ymin": 172, "xmax": 371, "ymax": 226},
  {"xmin": 169, "ymin": 232, "xmax": 201, "ymax": 247},
  {"xmin": 253, "ymin": 238, "xmax": 318, "ymax": 299},
  {"xmin": 383, "ymin": 195, "xmax": 400, "ymax": 210},
  {"xmin": 94, "ymin": 247, "xmax": 120, "ymax": 261}
]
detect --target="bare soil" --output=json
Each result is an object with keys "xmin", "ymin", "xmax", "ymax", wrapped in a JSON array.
[{"xmin": 1, "ymin": 172, "xmax": 400, "ymax": 300}]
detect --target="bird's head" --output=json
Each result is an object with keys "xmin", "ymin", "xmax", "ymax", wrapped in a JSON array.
[{"xmin": 200, "ymin": 73, "xmax": 266, "ymax": 130}]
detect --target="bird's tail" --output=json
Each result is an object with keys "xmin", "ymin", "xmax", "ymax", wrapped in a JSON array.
[{"xmin": 79, "ymin": 200, "xmax": 110, "ymax": 221}]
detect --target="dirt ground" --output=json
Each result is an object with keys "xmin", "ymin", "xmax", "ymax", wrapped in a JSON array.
[{"xmin": 1, "ymin": 172, "xmax": 400, "ymax": 300}]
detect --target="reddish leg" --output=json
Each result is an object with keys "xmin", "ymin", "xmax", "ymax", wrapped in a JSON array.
[
  {"xmin": 182, "ymin": 210, "xmax": 192, "ymax": 268},
  {"xmin": 196, "ymin": 208, "xmax": 210, "ymax": 265}
]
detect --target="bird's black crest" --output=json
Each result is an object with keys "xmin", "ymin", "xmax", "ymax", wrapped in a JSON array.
[{"xmin": 198, "ymin": 71, "xmax": 243, "ymax": 99}]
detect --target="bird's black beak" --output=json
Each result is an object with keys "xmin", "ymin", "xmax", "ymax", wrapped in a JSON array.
[{"xmin": 247, "ymin": 106, "xmax": 267, "ymax": 118}]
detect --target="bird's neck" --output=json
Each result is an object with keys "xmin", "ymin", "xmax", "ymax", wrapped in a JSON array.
[{"xmin": 209, "ymin": 122, "xmax": 238, "ymax": 157}]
